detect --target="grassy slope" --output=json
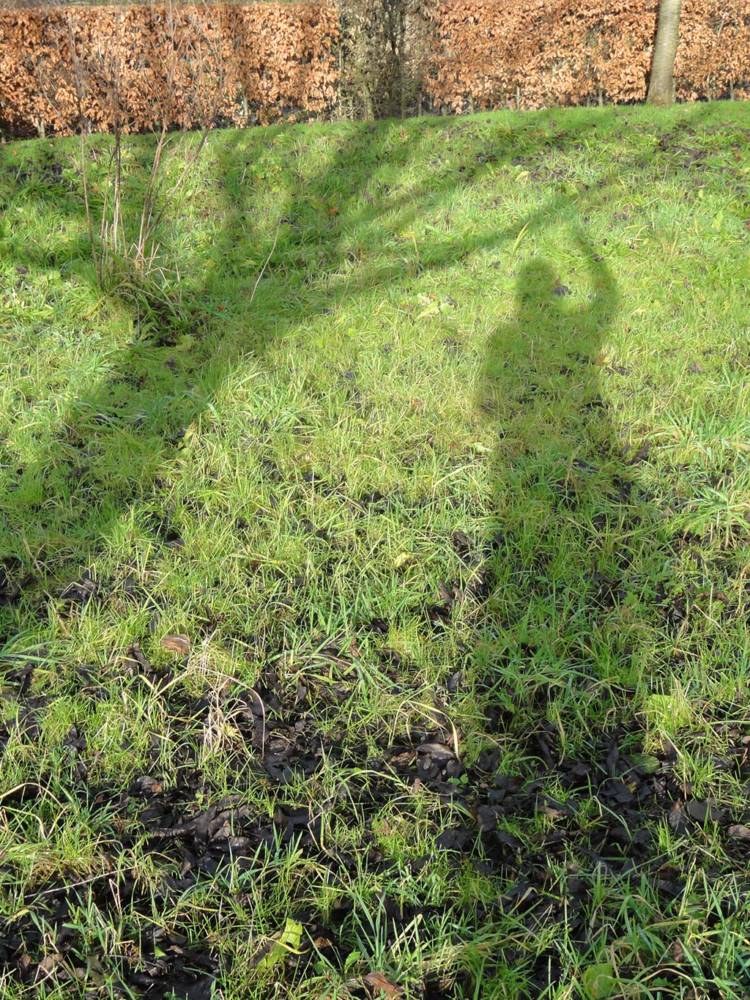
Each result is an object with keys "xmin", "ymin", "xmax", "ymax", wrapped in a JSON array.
[{"xmin": 1, "ymin": 103, "xmax": 749, "ymax": 998}]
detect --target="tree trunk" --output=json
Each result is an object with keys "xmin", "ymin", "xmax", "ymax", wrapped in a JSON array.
[{"xmin": 647, "ymin": 0, "xmax": 682, "ymax": 106}]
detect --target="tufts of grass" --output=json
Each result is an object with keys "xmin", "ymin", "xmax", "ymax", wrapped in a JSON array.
[{"xmin": 1, "ymin": 102, "xmax": 750, "ymax": 997}]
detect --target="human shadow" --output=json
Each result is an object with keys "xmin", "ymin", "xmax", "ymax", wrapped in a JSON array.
[
  {"xmin": 466, "ymin": 239, "xmax": 701, "ymax": 994},
  {"xmin": 476, "ymin": 233, "xmax": 623, "ymax": 729}
]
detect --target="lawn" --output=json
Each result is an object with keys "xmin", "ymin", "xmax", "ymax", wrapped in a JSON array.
[{"xmin": 1, "ymin": 102, "xmax": 749, "ymax": 999}]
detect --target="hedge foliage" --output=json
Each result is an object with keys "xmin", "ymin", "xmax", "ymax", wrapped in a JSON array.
[
  {"xmin": 0, "ymin": 3, "xmax": 338, "ymax": 135},
  {"xmin": 0, "ymin": 0, "xmax": 747, "ymax": 136},
  {"xmin": 426, "ymin": 0, "xmax": 750, "ymax": 112}
]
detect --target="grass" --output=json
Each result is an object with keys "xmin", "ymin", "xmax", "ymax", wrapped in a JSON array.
[{"xmin": 1, "ymin": 102, "xmax": 750, "ymax": 998}]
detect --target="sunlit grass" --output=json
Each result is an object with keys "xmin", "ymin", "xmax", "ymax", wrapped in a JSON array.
[{"xmin": 1, "ymin": 102, "xmax": 749, "ymax": 997}]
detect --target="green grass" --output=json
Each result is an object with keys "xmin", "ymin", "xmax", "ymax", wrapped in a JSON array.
[{"xmin": 1, "ymin": 103, "xmax": 750, "ymax": 998}]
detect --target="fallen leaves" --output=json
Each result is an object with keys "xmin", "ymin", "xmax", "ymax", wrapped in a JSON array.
[
  {"xmin": 364, "ymin": 970, "xmax": 402, "ymax": 997},
  {"xmin": 161, "ymin": 634, "xmax": 191, "ymax": 656},
  {"xmin": 60, "ymin": 570, "xmax": 97, "ymax": 606},
  {"xmin": 392, "ymin": 551, "xmax": 414, "ymax": 569},
  {"xmin": 255, "ymin": 918, "xmax": 303, "ymax": 973},
  {"xmin": 582, "ymin": 963, "xmax": 618, "ymax": 999}
]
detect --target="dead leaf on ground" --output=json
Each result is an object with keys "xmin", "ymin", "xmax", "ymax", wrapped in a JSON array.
[
  {"xmin": 364, "ymin": 971, "xmax": 403, "ymax": 997},
  {"xmin": 161, "ymin": 634, "xmax": 191, "ymax": 656}
]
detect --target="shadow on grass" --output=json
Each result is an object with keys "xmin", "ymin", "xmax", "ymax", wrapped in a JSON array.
[
  {"xmin": 0, "ymin": 111, "xmax": 619, "ymax": 627},
  {"xmin": 2, "ymin": 101, "xmax": 741, "ymax": 997},
  {"xmin": 2, "ymin": 103, "xmax": 716, "ymax": 621}
]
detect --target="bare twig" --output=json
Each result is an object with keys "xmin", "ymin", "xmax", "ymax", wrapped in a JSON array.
[{"xmin": 248, "ymin": 223, "xmax": 281, "ymax": 307}]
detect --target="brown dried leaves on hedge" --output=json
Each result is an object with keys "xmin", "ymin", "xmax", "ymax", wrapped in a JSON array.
[
  {"xmin": 0, "ymin": 1, "xmax": 748, "ymax": 137},
  {"xmin": 426, "ymin": 0, "xmax": 750, "ymax": 112},
  {"xmin": 0, "ymin": 3, "xmax": 339, "ymax": 136}
]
